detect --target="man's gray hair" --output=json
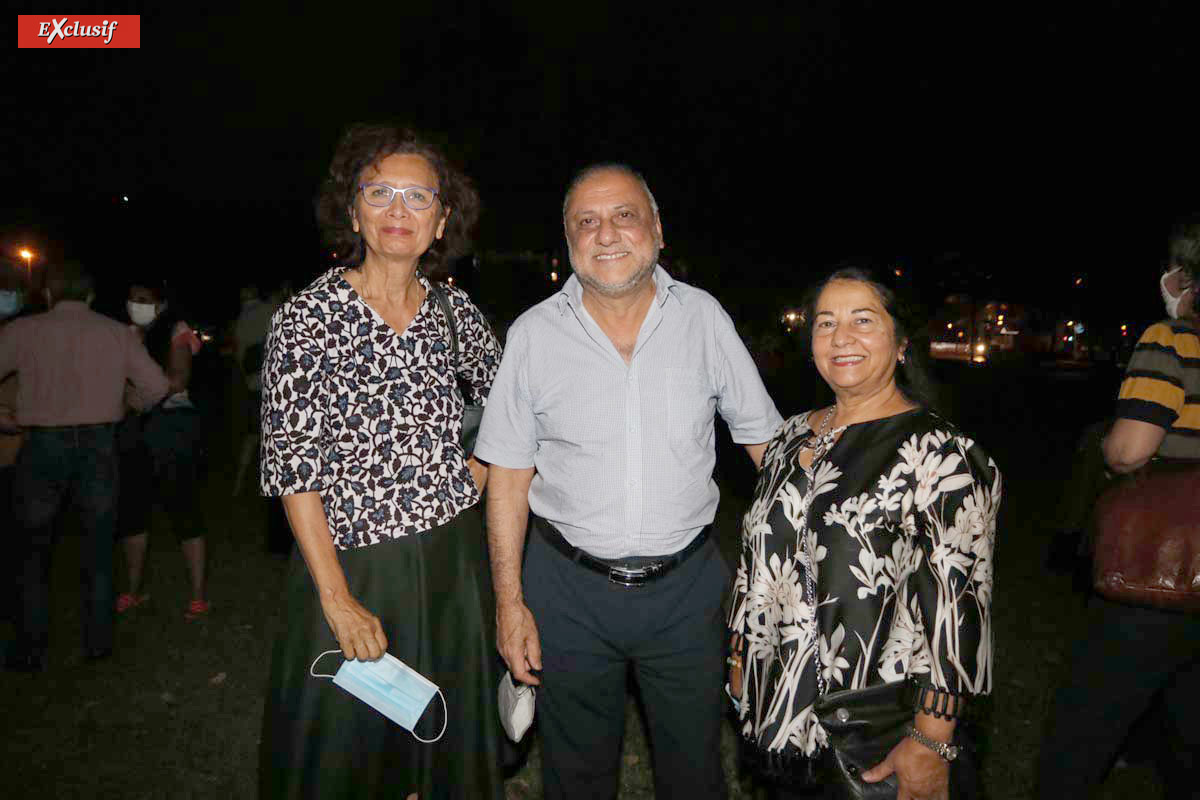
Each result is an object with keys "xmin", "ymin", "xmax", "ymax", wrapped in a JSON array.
[{"xmin": 562, "ymin": 163, "xmax": 659, "ymax": 223}]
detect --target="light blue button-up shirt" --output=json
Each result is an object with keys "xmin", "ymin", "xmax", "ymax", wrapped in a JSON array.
[{"xmin": 475, "ymin": 266, "xmax": 782, "ymax": 559}]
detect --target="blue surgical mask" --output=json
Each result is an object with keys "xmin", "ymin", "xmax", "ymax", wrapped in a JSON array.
[
  {"xmin": 0, "ymin": 290, "xmax": 22, "ymax": 319},
  {"xmin": 310, "ymin": 649, "xmax": 446, "ymax": 742}
]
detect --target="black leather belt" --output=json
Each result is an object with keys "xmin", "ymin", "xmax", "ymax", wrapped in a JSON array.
[{"xmin": 533, "ymin": 517, "xmax": 711, "ymax": 588}]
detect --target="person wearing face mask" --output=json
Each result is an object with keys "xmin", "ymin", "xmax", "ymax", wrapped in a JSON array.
[
  {"xmin": 1036, "ymin": 217, "xmax": 1200, "ymax": 799},
  {"xmin": 257, "ymin": 124, "xmax": 504, "ymax": 800},
  {"xmin": 114, "ymin": 281, "xmax": 208, "ymax": 620},
  {"xmin": 0, "ymin": 260, "xmax": 168, "ymax": 671}
]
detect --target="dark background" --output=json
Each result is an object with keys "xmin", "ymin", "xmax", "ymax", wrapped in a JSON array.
[{"xmin": 4, "ymin": 1, "xmax": 1198, "ymax": 328}]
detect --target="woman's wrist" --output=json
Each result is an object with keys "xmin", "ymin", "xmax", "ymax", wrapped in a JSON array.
[{"xmin": 913, "ymin": 711, "xmax": 955, "ymax": 742}]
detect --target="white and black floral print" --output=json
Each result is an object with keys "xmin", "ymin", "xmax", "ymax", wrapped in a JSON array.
[
  {"xmin": 260, "ymin": 266, "xmax": 501, "ymax": 550},
  {"xmin": 728, "ymin": 408, "xmax": 1000, "ymax": 757}
]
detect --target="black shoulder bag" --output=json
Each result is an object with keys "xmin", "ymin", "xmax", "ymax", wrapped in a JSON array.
[{"xmin": 428, "ymin": 282, "xmax": 484, "ymax": 455}]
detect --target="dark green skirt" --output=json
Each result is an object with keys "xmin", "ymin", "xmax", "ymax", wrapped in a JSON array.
[{"xmin": 259, "ymin": 505, "xmax": 504, "ymax": 800}]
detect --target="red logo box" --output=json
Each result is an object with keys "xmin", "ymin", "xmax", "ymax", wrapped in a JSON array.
[{"xmin": 17, "ymin": 15, "xmax": 140, "ymax": 48}]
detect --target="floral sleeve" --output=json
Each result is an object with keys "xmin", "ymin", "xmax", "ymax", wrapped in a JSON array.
[
  {"xmin": 447, "ymin": 286, "xmax": 501, "ymax": 406},
  {"xmin": 259, "ymin": 299, "xmax": 334, "ymax": 496},
  {"xmin": 900, "ymin": 430, "xmax": 1001, "ymax": 697}
]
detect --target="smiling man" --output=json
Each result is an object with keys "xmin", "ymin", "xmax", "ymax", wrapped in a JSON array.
[{"xmin": 475, "ymin": 164, "xmax": 782, "ymax": 800}]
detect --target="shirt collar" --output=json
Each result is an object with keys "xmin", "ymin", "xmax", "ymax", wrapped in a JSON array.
[{"xmin": 555, "ymin": 264, "xmax": 679, "ymax": 315}]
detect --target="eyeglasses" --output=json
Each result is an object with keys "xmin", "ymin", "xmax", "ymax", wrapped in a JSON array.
[{"xmin": 358, "ymin": 183, "xmax": 440, "ymax": 210}]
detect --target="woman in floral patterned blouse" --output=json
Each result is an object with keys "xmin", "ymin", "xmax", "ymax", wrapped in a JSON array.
[
  {"xmin": 258, "ymin": 125, "xmax": 504, "ymax": 800},
  {"xmin": 727, "ymin": 268, "xmax": 1000, "ymax": 800}
]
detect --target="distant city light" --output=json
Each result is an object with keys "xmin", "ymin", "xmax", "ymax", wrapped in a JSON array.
[
  {"xmin": 550, "ymin": 271, "xmax": 558, "ymax": 282},
  {"xmin": 946, "ymin": 323, "xmax": 953, "ymax": 329},
  {"xmin": 974, "ymin": 343, "xmax": 987, "ymax": 354},
  {"xmin": 1075, "ymin": 277, "xmax": 1083, "ymax": 286},
  {"xmin": 894, "ymin": 268, "xmax": 902, "ymax": 277},
  {"xmin": 122, "ymin": 195, "xmax": 129, "ymax": 202},
  {"xmin": 957, "ymin": 331, "xmax": 964, "ymax": 338},
  {"xmin": 447, "ymin": 276, "xmax": 455, "ymax": 285}
]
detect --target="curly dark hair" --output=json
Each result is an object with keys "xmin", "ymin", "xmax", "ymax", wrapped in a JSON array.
[
  {"xmin": 798, "ymin": 266, "xmax": 940, "ymax": 411},
  {"xmin": 315, "ymin": 124, "xmax": 480, "ymax": 279}
]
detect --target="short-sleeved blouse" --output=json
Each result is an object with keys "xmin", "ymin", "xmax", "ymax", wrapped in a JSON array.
[
  {"xmin": 259, "ymin": 266, "xmax": 501, "ymax": 550},
  {"xmin": 728, "ymin": 408, "xmax": 1000, "ymax": 758}
]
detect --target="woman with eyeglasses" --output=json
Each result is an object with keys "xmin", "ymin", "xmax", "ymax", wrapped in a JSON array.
[{"xmin": 258, "ymin": 124, "xmax": 504, "ymax": 800}]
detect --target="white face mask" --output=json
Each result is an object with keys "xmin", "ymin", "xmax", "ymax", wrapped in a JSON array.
[
  {"xmin": 127, "ymin": 300, "xmax": 159, "ymax": 327},
  {"xmin": 1160, "ymin": 267, "xmax": 1191, "ymax": 319}
]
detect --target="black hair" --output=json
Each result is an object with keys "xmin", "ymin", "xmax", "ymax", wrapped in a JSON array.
[
  {"xmin": 45, "ymin": 260, "xmax": 95, "ymax": 303},
  {"xmin": 798, "ymin": 266, "xmax": 939, "ymax": 411}
]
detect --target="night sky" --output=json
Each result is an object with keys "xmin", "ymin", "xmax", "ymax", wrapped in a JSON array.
[{"xmin": 4, "ymin": 2, "xmax": 1197, "ymax": 328}]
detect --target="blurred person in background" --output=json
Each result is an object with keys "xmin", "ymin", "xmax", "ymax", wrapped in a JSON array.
[
  {"xmin": 114, "ymin": 280, "xmax": 209, "ymax": 620},
  {"xmin": 0, "ymin": 257, "xmax": 29, "ymax": 628},
  {"xmin": 258, "ymin": 123, "xmax": 504, "ymax": 799},
  {"xmin": 0, "ymin": 260, "xmax": 167, "ymax": 671},
  {"xmin": 233, "ymin": 282, "xmax": 292, "ymax": 553},
  {"xmin": 234, "ymin": 282, "xmax": 274, "ymax": 408},
  {"xmin": 1037, "ymin": 217, "xmax": 1200, "ymax": 799}
]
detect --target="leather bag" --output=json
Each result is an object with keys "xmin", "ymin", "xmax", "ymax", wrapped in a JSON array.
[
  {"xmin": 815, "ymin": 682, "xmax": 908, "ymax": 799},
  {"xmin": 1091, "ymin": 461, "xmax": 1200, "ymax": 611},
  {"xmin": 428, "ymin": 282, "xmax": 484, "ymax": 455}
]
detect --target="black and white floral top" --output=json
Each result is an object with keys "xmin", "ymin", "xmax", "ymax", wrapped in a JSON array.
[
  {"xmin": 260, "ymin": 266, "xmax": 501, "ymax": 550},
  {"xmin": 728, "ymin": 408, "xmax": 1000, "ymax": 758}
]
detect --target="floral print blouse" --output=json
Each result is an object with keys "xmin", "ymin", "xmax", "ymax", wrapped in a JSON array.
[
  {"xmin": 260, "ymin": 266, "xmax": 501, "ymax": 550},
  {"xmin": 727, "ymin": 408, "xmax": 1000, "ymax": 757}
]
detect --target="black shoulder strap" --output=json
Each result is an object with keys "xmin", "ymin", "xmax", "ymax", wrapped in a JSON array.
[{"xmin": 428, "ymin": 281, "xmax": 460, "ymax": 363}]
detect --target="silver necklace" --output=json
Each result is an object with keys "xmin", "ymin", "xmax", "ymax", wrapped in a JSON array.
[
  {"xmin": 798, "ymin": 406, "xmax": 839, "ymax": 699},
  {"xmin": 800, "ymin": 408, "xmax": 837, "ymax": 456}
]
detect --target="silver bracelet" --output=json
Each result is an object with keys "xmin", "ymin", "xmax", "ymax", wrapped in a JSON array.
[{"xmin": 905, "ymin": 724, "xmax": 959, "ymax": 762}]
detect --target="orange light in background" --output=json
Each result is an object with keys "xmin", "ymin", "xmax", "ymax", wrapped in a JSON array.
[
  {"xmin": 18, "ymin": 248, "xmax": 33, "ymax": 277},
  {"xmin": 550, "ymin": 271, "xmax": 558, "ymax": 282},
  {"xmin": 894, "ymin": 268, "xmax": 902, "ymax": 277},
  {"xmin": 946, "ymin": 323, "xmax": 953, "ymax": 329}
]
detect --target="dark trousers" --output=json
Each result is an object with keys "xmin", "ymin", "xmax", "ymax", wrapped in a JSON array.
[
  {"xmin": 1036, "ymin": 595, "xmax": 1200, "ymax": 799},
  {"xmin": 523, "ymin": 520, "xmax": 729, "ymax": 800},
  {"xmin": 0, "ymin": 464, "xmax": 15, "ymax": 624},
  {"xmin": 13, "ymin": 425, "xmax": 118, "ymax": 659}
]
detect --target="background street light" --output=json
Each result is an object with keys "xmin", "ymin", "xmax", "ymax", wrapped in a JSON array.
[{"xmin": 18, "ymin": 248, "xmax": 34, "ymax": 279}]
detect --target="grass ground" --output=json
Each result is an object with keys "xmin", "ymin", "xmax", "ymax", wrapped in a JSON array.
[{"xmin": 0, "ymin": 359, "xmax": 1169, "ymax": 798}]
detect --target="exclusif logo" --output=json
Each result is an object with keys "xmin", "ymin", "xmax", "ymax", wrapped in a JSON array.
[{"xmin": 17, "ymin": 15, "xmax": 141, "ymax": 48}]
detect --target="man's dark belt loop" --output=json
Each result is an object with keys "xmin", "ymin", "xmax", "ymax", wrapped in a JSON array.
[{"xmin": 533, "ymin": 517, "xmax": 710, "ymax": 588}]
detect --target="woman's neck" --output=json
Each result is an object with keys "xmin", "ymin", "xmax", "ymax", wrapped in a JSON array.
[
  {"xmin": 353, "ymin": 255, "xmax": 422, "ymax": 305},
  {"xmin": 830, "ymin": 382, "xmax": 918, "ymax": 428}
]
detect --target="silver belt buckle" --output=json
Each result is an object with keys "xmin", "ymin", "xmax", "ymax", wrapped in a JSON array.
[{"xmin": 608, "ymin": 561, "xmax": 663, "ymax": 588}]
